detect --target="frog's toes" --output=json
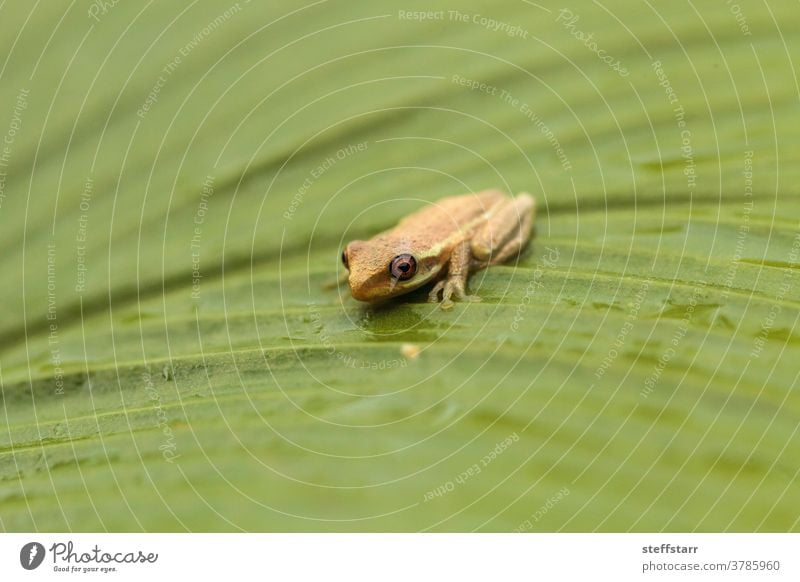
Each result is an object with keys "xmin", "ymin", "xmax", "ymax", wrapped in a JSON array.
[
  {"xmin": 428, "ymin": 280, "xmax": 446, "ymax": 303},
  {"xmin": 448, "ymin": 281, "xmax": 480, "ymax": 303}
]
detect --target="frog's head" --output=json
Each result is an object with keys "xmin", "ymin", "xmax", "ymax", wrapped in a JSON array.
[{"xmin": 342, "ymin": 237, "xmax": 446, "ymax": 302}]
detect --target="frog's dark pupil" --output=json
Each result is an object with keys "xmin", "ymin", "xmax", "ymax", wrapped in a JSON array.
[{"xmin": 389, "ymin": 254, "xmax": 417, "ymax": 281}]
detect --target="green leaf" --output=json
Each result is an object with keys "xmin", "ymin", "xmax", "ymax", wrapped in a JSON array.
[{"xmin": 1, "ymin": 0, "xmax": 799, "ymax": 531}]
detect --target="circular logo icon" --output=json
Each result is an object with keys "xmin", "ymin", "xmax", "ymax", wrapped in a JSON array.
[{"xmin": 19, "ymin": 542, "xmax": 45, "ymax": 570}]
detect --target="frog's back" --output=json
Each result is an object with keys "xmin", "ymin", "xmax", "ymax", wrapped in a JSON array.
[{"xmin": 392, "ymin": 189, "xmax": 506, "ymax": 236}]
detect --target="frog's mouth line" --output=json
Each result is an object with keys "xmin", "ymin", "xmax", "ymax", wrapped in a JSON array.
[
  {"xmin": 378, "ymin": 276, "xmax": 429, "ymax": 299},
  {"xmin": 348, "ymin": 252, "xmax": 449, "ymax": 302},
  {"xmin": 346, "ymin": 273, "xmax": 410, "ymax": 301},
  {"xmin": 364, "ymin": 271, "xmax": 444, "ymax": 302}
]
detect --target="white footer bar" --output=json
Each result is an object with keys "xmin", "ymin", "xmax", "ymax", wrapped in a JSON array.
[{"xmin": 1, "ymin": 534, "xmax": 796, "ymax": 581}]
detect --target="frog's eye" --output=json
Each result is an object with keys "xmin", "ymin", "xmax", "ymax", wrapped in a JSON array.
[
  {"xmin": 341, "ymin": 249, "xmax": 349, "ymax": 269},
  {"xmin": 389, "ymin": 254, "xmax": 417, "ymax": 281}
]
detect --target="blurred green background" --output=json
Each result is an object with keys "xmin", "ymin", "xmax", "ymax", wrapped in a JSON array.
[{"xmin": 0, "ymin": 0, "xmax": 799, "ymax": 531}]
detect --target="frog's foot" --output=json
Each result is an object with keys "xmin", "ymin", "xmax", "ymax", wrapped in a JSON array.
[
  {"xmin": 428, "ymin": 279, "xmax": 481, "ymax": 310},
  {"xmin": 428, "ymin": 280, "xmax": 447, "ymax": 303}
]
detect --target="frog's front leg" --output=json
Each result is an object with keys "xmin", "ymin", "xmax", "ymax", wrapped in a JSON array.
[{"xmin": 428, "ymin": 240, "xmax": 482, "ymax": 310}]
